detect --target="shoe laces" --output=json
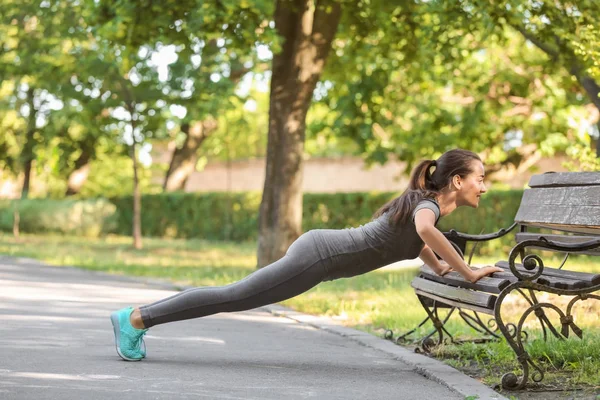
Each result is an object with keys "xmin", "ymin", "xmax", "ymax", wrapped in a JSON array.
[{"xmin": 136, "ymin": 330, "xmax": 147, "ymax": 354}]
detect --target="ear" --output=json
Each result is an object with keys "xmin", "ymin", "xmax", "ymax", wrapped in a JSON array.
[{"xmin": 452, "ymin": 174, "xmax": 462, "ymax": 190}]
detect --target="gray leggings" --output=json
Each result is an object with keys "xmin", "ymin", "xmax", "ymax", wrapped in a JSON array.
[{"xmin": 140, "ymin": 231, "xmax": 330, "ymax": 328}]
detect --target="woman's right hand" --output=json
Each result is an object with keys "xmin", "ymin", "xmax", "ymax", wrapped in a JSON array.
[{"xmin": 468, "ymin": 266, "xmax": 503, "ymax": 283}]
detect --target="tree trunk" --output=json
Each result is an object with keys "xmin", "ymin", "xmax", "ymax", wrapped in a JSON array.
[
  {"xmin": 574, "ymin": 75, "xmax": 600, "ymax": 158},
  {"xmin": 65, "ymin": 149, "xmax": 92, "ymax": 196},
  {"xmin": 13, "ymin": 204, "xmax": 19, "ymax": 239},
  {"xmin": 163, "ymin": 119, "xmax": 217, "ymax": 191},
  {"xmin": 130, "ymin": 121, "xmax": 143, "ymax": 250},
  {"xmin": 21, "ymin": 87, "xmax": 37, "ymax": 199},
  {"xmin": 573, "ymin": 73, "xmax": 600, "ymax": 158},
  {"xmin": 596, "ymin": 121, "xmax": 600, "ymax": 159},
  {"xmin": 256, "ymin": 0, "xmax": 342, "ymax": 267}
]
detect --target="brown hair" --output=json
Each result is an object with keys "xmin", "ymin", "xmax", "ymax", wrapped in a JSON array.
[{"xmin": 374, "ymin": 149, "xmax": 482, "ymax": 225}]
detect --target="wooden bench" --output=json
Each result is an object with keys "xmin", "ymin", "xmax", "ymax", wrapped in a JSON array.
[{"xmin": 397, "ymin": 172, "xmax": 600, "ymax": 390}]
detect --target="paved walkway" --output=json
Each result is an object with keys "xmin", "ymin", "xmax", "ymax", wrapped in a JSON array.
[{"xmin": 0, "ymin": 256, "xmax": 505, "ymax": 400}]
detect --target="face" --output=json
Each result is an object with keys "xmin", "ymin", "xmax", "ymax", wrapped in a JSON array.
[{"xmin": 454, "ymin": 160, "xmax": 487, "ymax": 208}]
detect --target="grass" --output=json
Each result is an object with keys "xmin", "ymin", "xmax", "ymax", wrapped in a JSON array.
[
  {"xmin": 437, "ymin": 334, "xmax": 600, "ymax": 387},
  {"xmin": 0, "ymin": 233, "xmax": 258, "ymax": 286},
  {"xmin": 2, "ymin": 232, "xmax": 600, "ymax": 393}
]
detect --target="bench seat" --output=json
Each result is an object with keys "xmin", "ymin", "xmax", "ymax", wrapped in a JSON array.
[{"xmin": 495, "ymin": 260, "xmax": 600, "ymax": 289}]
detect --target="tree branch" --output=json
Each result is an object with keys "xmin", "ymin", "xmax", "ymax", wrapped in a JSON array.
[{"xmin": 510, "ymin": 23, "xmax": 559, "ymax": 61}]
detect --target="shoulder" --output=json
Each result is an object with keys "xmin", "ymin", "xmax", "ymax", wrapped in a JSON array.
[{"xmin": 412, "ymin": 198, "xmax": 441, "ymax": 225}]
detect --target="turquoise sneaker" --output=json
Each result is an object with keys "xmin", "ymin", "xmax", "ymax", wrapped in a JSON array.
[{"xmin": 110, "ymin": 307, "xmax": 148, "ymax": 361}]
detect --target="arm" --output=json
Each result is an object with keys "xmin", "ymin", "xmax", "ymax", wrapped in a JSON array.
[
  {"xmin": 414, "ymin": 209, "xmax": 503, "ymax": 283},
  {"xmin": 419, "ymin": 245, "xmax": 452, "ymax": 276}
]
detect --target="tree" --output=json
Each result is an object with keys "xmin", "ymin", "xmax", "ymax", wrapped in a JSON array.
[
  {"xmin": 0, "ymin": 1, "xmax": 69, "ymax": 198},
  {"xmin": 447, "ymin": 0, "xmax": 600, "ymax": 156},
  {"xmin": 85, "ymin": 0, "xmax": 277, "ymax": 249},
  {"xmin": 79, "ymin": 3, "xmax": 172, "ymax": 248},
  {"xmin": 161, "ymin": 39, "xmax": 255, "ymax": 191},
  {"xmin": 307, "ymin": 0, "xmax": 596, "ymax": 177},
  {"xmin": 0, "ymin": 0, "xmax": 122, "ymax": 200},
  {"xmin": 86, "ymin": 0, "xmax": 275, "ymax": 192},
  {"xmin": 256, "ymin": 0, "xmax": 342, "ymax": 266}
]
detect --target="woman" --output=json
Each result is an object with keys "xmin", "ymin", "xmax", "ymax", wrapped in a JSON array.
[{"xmin": 111, "ymin": 148, "xmax": 502, "ymax": 361}]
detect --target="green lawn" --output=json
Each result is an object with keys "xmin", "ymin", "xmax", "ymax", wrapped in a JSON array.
[{"xmin": 2, "ymin": 232, "xmax": 599, "ymax": 393}]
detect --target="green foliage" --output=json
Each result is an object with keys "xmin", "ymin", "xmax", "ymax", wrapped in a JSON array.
[
  {"xmin": 198, "ymin": 90, "xmax": 270, "ymax": 162},
  {"xmin": 88, "ymin": 0, "xmax": 276, "ymax": 158},
  {"xmin": 302, "ymin": 192, "xmax": 394, "ymax": 230},
  {"xmin": 563, "ymin": 143, "xmax": 600, "ymax": 171},
  {"xmin": 323, "ymin": 20, "xmax": 591, "ymax": 168},
  {"xmin": 109, "ymin": 192, "xmax": 393, "ymax": 240},
  {"xmin": 0, "ymin": 198, "xmax": 118, "ymax": 237},
  {"xmin": 475, "ymin": 0, "xmax": 600, "ymax": 81},
  {"xmin": 2, "ymin": 0, "xmax": 597, "ymax": 201},
  {"xmin": 109, "ymin": 192, "xmax": 263, "ymax": 241},
  {"xmin": 78, "ymin": 151, "xmax": 156, "ymax": 198},
  {"xmin": 307, "ymin": 0, "xmax": 600, "ymax": 172}
]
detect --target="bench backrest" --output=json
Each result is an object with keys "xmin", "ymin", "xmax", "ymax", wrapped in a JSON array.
[{"xmin": 514, "ymin": 172, "xmax": 600, "ymax": 236}]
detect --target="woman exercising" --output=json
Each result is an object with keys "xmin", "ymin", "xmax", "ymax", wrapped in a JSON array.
[{"xmin": 111, "ymin": 148, "xmax": 502, "ymax": 361}]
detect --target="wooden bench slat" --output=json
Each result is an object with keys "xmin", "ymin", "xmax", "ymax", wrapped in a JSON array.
[
  {"xmin": 493, "ymin": 270, "xmax": 588, "ymax": 289},
  {"xmin": 495, "ymin": 260, "xmax": 600, "ymax": 287},
  {"xmin": 420, "ymin": 265, "xmax": 510, "ymax": 294},
  {"xmin": 414, "ymin": 289, "xmax": 495, "ymax": 315},
  {"xmin": 421, "ymin": 264, "xmax": 590, "ymax": 291},
  {"xmin": 517, "ymin": 223, "xmax": 600, "ymax": 236},
  {"xmin": 515, "ymin": 233, "xmax": 600, "ymax": 256},
  {"xmin": 529, "ymin": 172, "xmax": 600, "ymax": 188},
  {"xmin": 519, "ymin": 186, "xmax": 600, "ymax": 206},
  {"xmin": 411, "ymin": 277, "xmax": 496, "ymax": 309},
  {"xmin": 515, "ymin": 188, "xmax": 600, "ymax": 234}
]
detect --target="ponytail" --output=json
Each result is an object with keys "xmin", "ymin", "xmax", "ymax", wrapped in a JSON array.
[
  {"xmin": 408, "ymin": 159, "xmax": 437, "ymax": 191},
  {"xmin": 373, "ymin": 149, "xmax": 481, "ymax": 226},
  {"xmin": 374, "ymin": 160, "xmax": 438, "ymax": 225}
]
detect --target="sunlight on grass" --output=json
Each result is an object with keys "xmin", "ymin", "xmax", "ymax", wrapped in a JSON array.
[{"xmin": 0, "ymin": 233, "xmax": 257, "ymax": 286}]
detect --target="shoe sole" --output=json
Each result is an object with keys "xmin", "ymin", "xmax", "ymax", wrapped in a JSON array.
[{"xmin": 110, "ymin": 312, "xmax": 143, "ymax": 362}]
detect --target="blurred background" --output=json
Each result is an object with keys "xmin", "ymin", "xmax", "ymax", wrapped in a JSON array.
[{"xmin": 1, "ymin": 0, "xmax": 598, "ymax": 247}]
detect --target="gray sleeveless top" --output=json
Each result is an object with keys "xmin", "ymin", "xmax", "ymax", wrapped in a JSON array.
[{"xmin": 311, "ymin": 199, "xmax": 441, "ymax": 280}]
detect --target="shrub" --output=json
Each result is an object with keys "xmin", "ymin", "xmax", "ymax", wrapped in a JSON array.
[
  {"xmin": 0, "ymin": 198, "xmax": 118, "ymax": 237},
  {"xmin": 0, "ymin": 189, "xmax": 524, "ymax": 256}
]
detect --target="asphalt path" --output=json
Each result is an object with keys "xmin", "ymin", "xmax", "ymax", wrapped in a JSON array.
[{"xmin": 0, "ymin": 256, "xmax": 500, "ymax": 399}]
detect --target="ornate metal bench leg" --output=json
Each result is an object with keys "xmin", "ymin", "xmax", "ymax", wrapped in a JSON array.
[
  {"xmin": 416, "ymin": 296, "xmax": 456, "ymax": 351},
  {"xmin": 495, "ymin": 282, "xmax": 583, "ymax": 389},
  {"xmin": 527, "ymin": 289, "xmax": 564, "ymax": 341},
  {"xmin": 564, "ymin": 294, "xmax": 600, "ymax": 338},
  {"xmin": 388, "ymin": 298, "xmax": 456, "ymax": 347},
  {"xmin": 458, "ymin": 310, "xmax": 502, "ymax": 340},
  {"xmin": 495, "ymin": 284, "xmax": 537, "ymax": 390},
  {"xmin": 388, "ymin": 315, "xmax": 431, "ymax": 344}
]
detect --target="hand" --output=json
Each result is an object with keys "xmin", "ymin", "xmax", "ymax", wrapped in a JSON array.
[
  {"xmin": 468, "ymin": 266, "xmax": 503, "ymax": 283},
  {"xmin": 430, "ymin": 261, "xmax": 453, "ymax": 276},
  {"xmin": 438, "ymin": 261, "xmax": 453, "ymax": 276}
]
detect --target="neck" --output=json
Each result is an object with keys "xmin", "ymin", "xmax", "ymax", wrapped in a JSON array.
[{"xmin": 436, "ymin": 191, "xmax": 458, "ymax": 217}]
